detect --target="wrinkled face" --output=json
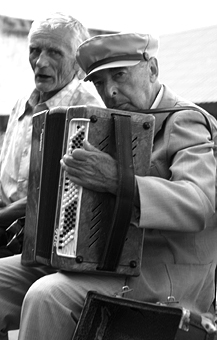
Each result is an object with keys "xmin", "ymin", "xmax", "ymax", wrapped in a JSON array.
[
  {"xmin": 29, "ymin": 26, "xmax": 75, "ymax": 99},
  {"xmin": 90, "ymin": 59, "xmax": 159, "ymax": 111}
]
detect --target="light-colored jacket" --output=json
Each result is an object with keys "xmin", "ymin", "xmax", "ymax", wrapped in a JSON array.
[{"xmin": 127, "ymin": 85, "xmax": 217, "ymax": 314}]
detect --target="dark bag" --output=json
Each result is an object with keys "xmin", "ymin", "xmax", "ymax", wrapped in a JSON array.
[
  {"xmin": 0, "ymin": 227, "xmax": 8, "ymax": 246},
  {"xmin": 72, "ymin": 291, "xmax": 217, "ymax": 340}
]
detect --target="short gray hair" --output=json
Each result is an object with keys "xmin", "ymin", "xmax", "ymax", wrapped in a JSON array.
[{"xmin": 28, "ymin": 12, "xmax": 90, "ymax": 59}]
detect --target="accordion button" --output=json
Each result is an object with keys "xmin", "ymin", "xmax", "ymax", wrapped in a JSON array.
[
  {"xmin": 129, "ymin": 260, "xmax": 137, "ymax": 268},
  {"xmin": 76, "ymin": 256, "xmax": 83, "ymax": 263}
]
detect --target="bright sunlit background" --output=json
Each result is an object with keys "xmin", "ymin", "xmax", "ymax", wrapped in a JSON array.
[
  {"xmin": 0, "ymin": 0, "xmax": 216, "ymax": 118},
  {"xmin": 1, "ymin": 0, "xmax": 217, "ymax": 35}
]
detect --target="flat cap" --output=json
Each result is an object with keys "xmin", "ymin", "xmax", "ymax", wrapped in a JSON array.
[{"xmin": 76, "ymin": 32, "xmax": 159, "ymax": 81}]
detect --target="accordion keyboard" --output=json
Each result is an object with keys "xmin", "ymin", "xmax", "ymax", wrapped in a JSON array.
[{"xmin": 56, "ymin": 119, "xmax": 90, "ymax": 257}]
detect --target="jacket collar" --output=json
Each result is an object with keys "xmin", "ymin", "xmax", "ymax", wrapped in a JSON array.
[{"xmin": 153, "ymin": 85, "xmax": 179, "ymax": 136}]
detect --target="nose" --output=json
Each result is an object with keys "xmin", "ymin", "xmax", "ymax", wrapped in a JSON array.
[
  {"xmin": 104, "ymin": 80, "xmax": 118, "ymax": 99},
  {"xmin": 36, "ymin": 51, "xmax": 49, "ymax": 68}
]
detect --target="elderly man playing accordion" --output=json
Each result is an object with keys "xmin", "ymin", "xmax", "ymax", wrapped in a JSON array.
[{"xmin": 0, "ymin": 31, "xmax": 217, "ymax": 340}]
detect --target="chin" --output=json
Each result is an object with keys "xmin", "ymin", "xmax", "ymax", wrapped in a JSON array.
[{"xmin": 35, "ymin": 84, "xmax": 53, "ymax": 93}]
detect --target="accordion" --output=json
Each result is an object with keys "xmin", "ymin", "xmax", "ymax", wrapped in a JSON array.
[{"xmin": 21, "ymin": 105, "xmax": 155, "ymax": 276}]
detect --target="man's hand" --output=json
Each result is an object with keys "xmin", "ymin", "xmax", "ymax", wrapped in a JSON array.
[
  {"xmin": 61, "ymin": 140, "xmax": 118, "ymax": 195},
  {"xmin": 0, "ymin": 197, "xmax": 27, "ymax": 228}
]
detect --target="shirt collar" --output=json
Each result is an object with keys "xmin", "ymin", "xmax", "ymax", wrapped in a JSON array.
[
  {"xmin": 18, "ymin": 89, "xmax": 40, "ymax": 120},
  {"xmin": 18, "ymin": 76, "xmax": 80, "ymax": 120},
  {"xmin": 150, "ymin": 85, "xmax": 164, "ymax": 109},
  {"xmin": 151, "ymin": 85, "xmax": 174, "ymax": 136},
  {"xmin": 45, "ymin": 76, "xmax": 80, "ymax": 109}
]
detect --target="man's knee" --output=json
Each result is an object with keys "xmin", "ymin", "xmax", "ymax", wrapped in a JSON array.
[{"xmin": 22, "ymin": 276, "xmax": 55, "ymax": 311}]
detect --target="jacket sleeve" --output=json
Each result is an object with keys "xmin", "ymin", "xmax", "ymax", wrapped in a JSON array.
[{"xmin": 136, "ymin": 109, "xmax": 216, "ymax": 232}]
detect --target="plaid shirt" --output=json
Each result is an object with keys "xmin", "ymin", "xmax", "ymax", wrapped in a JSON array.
[{"xmin": 0, "ymin": 77, "xmax": 104, "ymax": 204}]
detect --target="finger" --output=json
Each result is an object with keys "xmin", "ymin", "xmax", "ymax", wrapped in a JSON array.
[
  {"xmin": 60, "ymin": 160, "xmax": 78, "ymax": 179},
  {"xmin": 60, "ymin": 160, "xmax": 83, "ymax": 186},
  {"xmin": 72, "ymin": 148, "xmax": 88, "ymax": 161},
  {"xmin": 67, "ymin": 174, "xmax": 83, "ymax": 187},
  {"xmin": 62, "ymin": 155, "xmax": 74, "ymax": 166},
  {"xmin": 83, "ymin": 139, "xmax": 100, "ymax": 153}
]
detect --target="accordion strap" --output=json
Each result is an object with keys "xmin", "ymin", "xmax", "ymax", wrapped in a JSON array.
[
  {"xmin": 97, "ymin": 105, "xmax": 214, "ymax": 273},
  {"xmin": 142, "ymin": 105, "xmax": 213, "ymax": 138},
  {"xmin": 98, "ymin": 113, "xmax": 135, "ymax": 272}
]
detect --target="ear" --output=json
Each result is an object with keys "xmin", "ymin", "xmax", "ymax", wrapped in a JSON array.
[{"xmin": 149, "ymin": 57, "xmax": 159, "ymax": 82}]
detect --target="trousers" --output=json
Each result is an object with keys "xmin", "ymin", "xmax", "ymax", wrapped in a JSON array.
[{"xmin": 0, "ymin": 255, "xmax": 125, "ymax": 340}]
